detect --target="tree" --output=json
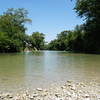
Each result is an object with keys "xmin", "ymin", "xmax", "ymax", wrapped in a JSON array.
[
  {"xmin": 48, "ymin": 39, "xmax": 59, "ymax": 50},
  {"xmin": 0, "ymin": 8, "xmax": 31, "ymax": 52},
  {"xmin": 65, "ymin": 25, "xmax": 84, "ymax": 52},
  {"xmin": 75, "ymin": 0, "xmax": 100, "ymax": 53},
  {"xmin": 47, "ymin": 26, "xmax": 84, "ymax": 52},
  {"xmin": 57, "ymin": 31, "xmax": 69, "ymax": 50},
  {"xmin": 30, "ymin": 32, "xmax": 45, "ymax": 50}
]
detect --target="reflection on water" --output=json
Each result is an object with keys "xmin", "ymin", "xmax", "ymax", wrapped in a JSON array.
[{"xmin": 0, "ymin": 51, "xmax": 100, "ymax": 92}]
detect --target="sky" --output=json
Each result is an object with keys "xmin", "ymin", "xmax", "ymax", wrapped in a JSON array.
[{"xmin": 0, "ymin": 0, "xmax": 83, "ymax": 42}]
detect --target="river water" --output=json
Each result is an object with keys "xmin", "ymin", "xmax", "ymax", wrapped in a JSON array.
[{"xmin": 0, "ymin": 51, "xmax": 100, "ymax": 92}]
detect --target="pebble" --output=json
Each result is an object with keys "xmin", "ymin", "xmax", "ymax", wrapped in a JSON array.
[
  {"xmin": 0, "ymin": 81, "xmax": 99, "ymax": 100},
  {"xmin": 71, "ymin": 85, "xmax": 76, "ymax": 90},
  {"xmin": 36, "ymin": 88, "xmax": 43, "ymax": 91},
  {"xmin": 84, "ymin": 94, "xmax": 90, "ymax": 98}
]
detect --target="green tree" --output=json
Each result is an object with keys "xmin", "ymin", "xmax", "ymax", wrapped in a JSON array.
[
  {"xmin": 48, "ymin": 39, "xmax": 59, "ymax": 50},
  {"xmin": 75, "ymin": 0, "xmax": 100, "ymax": 53},
  {"xmin": 0, "ymin": 8, "xmax": 31, "ymax": 52},
  {"xmin": 48, "ymin": 26, "xmax": 84, "ymax": 52},
  {"xmin": 66, "ymin": 25, "xmax": 84, "ymax": 52},
  {"xmin": 48, "ymin": 31, "xmax": 70, "ymax": 50},
  {"xmin": 57, "ymin": 31, "xmax": 69, "ymax": 50},
  {"xmin": 30, "ymin": 32, "xmax": 45, "ymax": 50}
]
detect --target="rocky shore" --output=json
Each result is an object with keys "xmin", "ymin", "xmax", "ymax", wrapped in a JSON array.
[{"xmin": 0, "ymin": 81, "xmax": 100, "ymax": 100}]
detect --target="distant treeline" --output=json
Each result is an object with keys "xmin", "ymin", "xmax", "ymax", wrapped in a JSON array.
[
  {"xmin": 0, "ymin": 0, "xmax": 100, "ymax": 53},
  {"xmin": 47, "ymin": 0, "xmax": 100, "ymax": 53}
]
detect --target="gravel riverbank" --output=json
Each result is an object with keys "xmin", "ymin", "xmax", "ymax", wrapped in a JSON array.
[{"xmin": 0, "ymin": 81, "xmax": 100, "ymax": 100}]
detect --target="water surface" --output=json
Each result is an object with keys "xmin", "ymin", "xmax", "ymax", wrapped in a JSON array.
[{"xmin": 0, "ymin": 51, "xmax": 100, "ymax": 92}]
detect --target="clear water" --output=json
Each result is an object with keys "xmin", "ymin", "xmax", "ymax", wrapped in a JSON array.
[{"xmin": 0, "ymin": 51, "xmax": 100, "ymax": 92}]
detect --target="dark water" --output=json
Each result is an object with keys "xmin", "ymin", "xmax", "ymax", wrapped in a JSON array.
[{"xmin": 0, "ymin": 51, "xmax": 100, "ymax": 92}]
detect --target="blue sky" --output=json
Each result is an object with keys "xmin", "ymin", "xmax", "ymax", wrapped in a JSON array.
[{"xmin": 0, "ymin": 0, "xmax": 83, "ymax": 42}]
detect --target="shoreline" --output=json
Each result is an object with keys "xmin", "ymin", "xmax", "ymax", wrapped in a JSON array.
[{"xmin": 0, "ymin": 81, "xmax": 100, "ymax": 100}]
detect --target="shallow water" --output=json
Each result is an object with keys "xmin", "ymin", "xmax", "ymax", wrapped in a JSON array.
[{"xmin": 0, "ymin": 51, "xmax": 100, "ymax": 92}]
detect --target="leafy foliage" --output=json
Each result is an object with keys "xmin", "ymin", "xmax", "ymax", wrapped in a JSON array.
[
  {"xmin": 48, "ymin": 25, "xmax": 84, "ymax": 52},
  {"xmin": 30, "ymin": 32, "xmax": 45, "ymax": 50},
  {"xmin": 48, "ymin": 0, "xmax": 100, "ymax": 53},
  {"xmin": 0, "ymin": 8, "xmax": 31, "ymax": 52},
  {"xmin": 75, "ymin": 0, "xmax": 100, "ymax": 53}
]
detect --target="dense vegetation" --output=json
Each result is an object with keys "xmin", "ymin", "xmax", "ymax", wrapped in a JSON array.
[
  {"xmin": 0, "ymin": 8, "xmax": 31, "ymax": 52},
  {"xmin": 0, "ymin": 8, "xmax": 45, "ymax": 52},
  {"xmin": 48, "ymin": 26, "xmax": 84, "ymax": 52},
  {"xmin": 29, "ymin": 32, "xmax": 45, "ymax": 50},
  {"xmin": 0, "ymin": 0, "xmax": 100, "ymax": 53},
  {"xmin": 48, "ymin": 0, "xmax": 100, "ymax": 53}
]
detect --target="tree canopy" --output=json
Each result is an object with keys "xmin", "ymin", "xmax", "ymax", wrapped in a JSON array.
[
  {"xmin": 75, "ymin": 0, "xmax": 100, "ymax": 53},
  {"xmin": 0, "ymin": 8, "xmax": 31, "ymax": 52},
  {"xmin": 0, "ymin": 0, "xmax": 100, "ymax": 54},
  {"xmin": 48, "ymin": 0, "xmax": 100, "ymax": 53},
  {"xmin": 29, "ymin": 32, "xmax": 45, "ymax": 50}
]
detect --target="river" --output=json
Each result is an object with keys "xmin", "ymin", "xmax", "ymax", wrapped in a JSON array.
[{"xmin": 0, "ymin": 51, "xmax": 100, "ymax": 92}]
